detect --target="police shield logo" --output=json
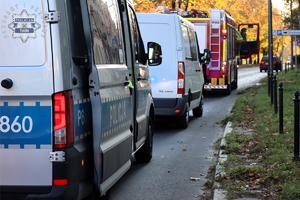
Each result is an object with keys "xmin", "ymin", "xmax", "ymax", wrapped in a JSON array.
[{"xmin": 8, "ymin": 9, "xmax": 41, "ymax": 43}]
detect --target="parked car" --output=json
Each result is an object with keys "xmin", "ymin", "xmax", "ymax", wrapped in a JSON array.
[{"xmin": 259, "ymin": 56, "xmax": 282, "ymax": 72}]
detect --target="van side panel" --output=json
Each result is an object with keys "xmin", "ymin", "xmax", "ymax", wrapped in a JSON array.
[
  {"xmin": 86, "ymin": 0, "xmax": 133, "ymax": 194},
  {"xmin": 181, "ymin": 22, "xmax": 203, "ymax": 109}
]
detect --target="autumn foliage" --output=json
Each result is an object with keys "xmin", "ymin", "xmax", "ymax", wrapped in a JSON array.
[{"xmin": 134, "ymin": 0, "xmax": 288, "ymax": 58}]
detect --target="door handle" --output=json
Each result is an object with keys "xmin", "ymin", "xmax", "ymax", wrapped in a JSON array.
[
  {"xmin": 124, "ymin": 80, "xmax": 130, "ymax": 86},
  {"xmin": 137, "ymin": 77, "xmax": 148, "ymax": 81}
]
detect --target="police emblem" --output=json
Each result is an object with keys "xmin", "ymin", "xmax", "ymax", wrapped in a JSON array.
[{"xmin": 8, "ymin": 9, "xmax": 41, "ymax": 43}]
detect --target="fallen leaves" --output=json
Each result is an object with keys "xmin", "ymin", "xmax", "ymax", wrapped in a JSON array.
[{"xmin": 190, "ymin": 177, "xmax": 201, "ymax": 181}]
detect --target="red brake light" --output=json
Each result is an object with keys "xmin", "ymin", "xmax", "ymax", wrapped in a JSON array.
[
  {"xmin": 178, "ymin": 62, "xmax": 185, "ymax": 94},
  {"xmin": 53, "ymin": 91, "xmax": 74, "ymax": 149},
  {"xmin": 53, "ymin": 179, "xmax": 68, "ymax": 186},
  {"xmin": 221, "ymin": 29, "xmax": 227, "ymax": 39},
  {"xmin": 222, "ymin": 61, "xmax": 227, "ymax": 75}
]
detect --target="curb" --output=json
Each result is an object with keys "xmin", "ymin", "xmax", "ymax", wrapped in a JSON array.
[{"xmin": 213, "ymin": 121, "xmax": 232, "ymax": 200}]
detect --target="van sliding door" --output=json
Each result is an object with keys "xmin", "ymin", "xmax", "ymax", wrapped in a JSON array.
[{"xmin": 85, "ymin": 0, "xmax": 133, "ymax": 193}]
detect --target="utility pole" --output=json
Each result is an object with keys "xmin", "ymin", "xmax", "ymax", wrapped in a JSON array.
[
  {"xmin": 268, "ymin": 0, "xmax": 273, "ymax": 100},
  {"xmin": 291, "ymin": 0, "xmax": 293, "ymax": 69}
]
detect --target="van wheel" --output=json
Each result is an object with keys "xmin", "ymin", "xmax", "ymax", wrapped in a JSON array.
[
  {"xmin": 178, "ymin": 104, "xmax": 189, "ymax": 129},
  {"xmin": 193, "ymin": 95, "xmax": 203, "ymax": 117},
  {"xmin": 87, "ymin": 188, "xmax": 110, "ymax": 200},
  {"xmin": 134, "ymin": 114, "xmax": 153, "ymax": 163}
]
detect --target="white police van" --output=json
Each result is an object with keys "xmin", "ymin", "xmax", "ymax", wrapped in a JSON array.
[{"xmin": 0, "ymin": 0, "xmax": 161, "ymax": 199}]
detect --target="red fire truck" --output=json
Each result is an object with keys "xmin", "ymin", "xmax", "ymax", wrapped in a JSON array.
[{"xmin": 184, "ymin": 8, "xmax": 238, "ymax": 95}]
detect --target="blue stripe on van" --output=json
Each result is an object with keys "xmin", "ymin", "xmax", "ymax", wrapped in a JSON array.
[
  {"xmin": 0, "ymin": 102, "xmax": 51, "ymax": 149},
  {"xmin": 101, "ymin": 95, "xmax": 132, "ymax": 138},
  {"xmin": 74, "ymin": 99, "xmax": 92, "ymax": 140}
]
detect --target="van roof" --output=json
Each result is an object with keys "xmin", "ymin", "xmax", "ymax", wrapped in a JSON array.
[{"xmin": 137, "ymin": 13, "xmax": 195, "ymax": 30}]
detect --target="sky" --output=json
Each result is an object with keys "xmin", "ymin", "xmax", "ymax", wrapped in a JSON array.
[{"xmin": 273, "ymin": 0, "xmax": 285, "ymax": 9}]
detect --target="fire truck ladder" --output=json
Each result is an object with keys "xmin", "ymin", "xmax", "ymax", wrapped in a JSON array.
[{"xmin": 210, "ymin": 9, "xmax": 221, "ymax": 71}]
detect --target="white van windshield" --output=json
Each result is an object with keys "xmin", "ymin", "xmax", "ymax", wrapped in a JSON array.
[{"xmin": 0, "ymin": 2, "xmax": 46, "ymax": 67}]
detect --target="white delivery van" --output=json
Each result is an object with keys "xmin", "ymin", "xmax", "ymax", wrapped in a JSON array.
[
  {"xmin": 137, "ymin": 13, "xmax": 209, "ymax": 129},
  {"xmin": 0, "ymin": 0, "xmax": 161, "ymax": 199}
]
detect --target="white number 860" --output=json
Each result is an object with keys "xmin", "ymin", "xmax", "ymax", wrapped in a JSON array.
[{"xmin": 0, "ymin": 116, "xmax": 33, "ymax": 133}]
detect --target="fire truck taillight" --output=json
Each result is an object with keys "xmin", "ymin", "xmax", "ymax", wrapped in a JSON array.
[
  {"xmin": 221, "ymin": 13, "xmax": 228, "ymax": 39},
  {"xmin": 222, "ymin": 62, "xmax": 227, "ymax": 75},
  {"xmin": 53, "ymin": 91, "xmax": 74, "ymax": 149},
  {"xmin": 222, "ymin": 29, "xmax": 227, "ymax": 39},
  {"xmin": 178, "ymin": 62, "xmax": 185, "ymax": 94}
]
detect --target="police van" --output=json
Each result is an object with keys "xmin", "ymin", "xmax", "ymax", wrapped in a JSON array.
[{"xmin": 0, "ymin": 0, "xmax": 161, "ymax": 199}]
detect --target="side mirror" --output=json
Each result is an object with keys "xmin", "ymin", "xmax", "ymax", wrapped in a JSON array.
[
  {"xmin": 147, "ymin": 42, "xmax": 162, "ymax": 66},
  {"xmin": 203, "ymin": 49, "xmax": 211, "ymax": 63}
]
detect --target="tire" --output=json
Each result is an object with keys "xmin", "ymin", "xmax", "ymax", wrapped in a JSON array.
[
  {"xmin": 134, "ymin": 114, "xmax": 153, "ymax": 163},
  {"xmin": 193, "ymin": 95, "xmax": 204, "ymax": 117},
  {"xmin": 225, "ymin": 83, "xmax": 231, "ymax": 95},
  {"xmin": 87, "ymin": 188, "xmax": 110, "ymax": 200},
  {"xmin": 178, "ymin": 104, "xmax": 189, "ymax": 129},
  {"xmin": 231, "ymin": 70, "xmax": 238, "ymax": 90}
]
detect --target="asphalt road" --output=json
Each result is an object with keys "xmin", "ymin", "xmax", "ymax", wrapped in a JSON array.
[{"xmin": 108, "ymin": 66, "xmax": 268, "ymax": 200}]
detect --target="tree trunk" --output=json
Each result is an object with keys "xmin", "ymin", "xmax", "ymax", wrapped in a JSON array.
[
  {"xmin": 185, "ymin": 0, "xmax": 189, "ymax": 11},
  {"xmin": 172, "ymin": 0, "xmax": 175, "ymax": 9}
]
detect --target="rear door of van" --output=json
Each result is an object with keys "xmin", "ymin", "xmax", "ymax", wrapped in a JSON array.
[
  {"xmin": 137, "ymin": 14, "xmax": 178, "ymax": 100},
  {"xmin": 0, "ymin": 0, "xmax": 53, "ymax": 188}
]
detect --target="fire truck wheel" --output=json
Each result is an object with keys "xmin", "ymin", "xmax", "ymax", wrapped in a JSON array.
[
  {"xmin": 135, "ymin": 114, "xmax": 153, "ymax": 163},
  {"xmin": 231, "ymin": 77, "xmax": 238, "ymax": 90},
  {"xmin": 178, "ymin": 104, "xmax": 189, "ymax": 129},
  {"xmin": 225, "ymin": 83, "xmax": 231, "ymax": 95},
  {"xmin": 193, "ymin": 95, "xmax": 203, "ymax": 117}
]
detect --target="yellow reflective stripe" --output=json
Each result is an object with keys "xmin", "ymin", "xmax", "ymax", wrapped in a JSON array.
[{"xmin": 223, "ymin": 40, "xmax": 226, "ymax": 61}]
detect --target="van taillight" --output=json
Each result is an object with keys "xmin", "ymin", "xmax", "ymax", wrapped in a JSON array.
[
  {"xmin": 53, "ymin": 91, "xmax": 74, "ymax": 149},
  {"xmin": 53, "ymin": 179, "xmax": 68, "ymax": 186},
  {"xmin": 178, "ymin": 62, "xmax": 185, "ymax": 94}
]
